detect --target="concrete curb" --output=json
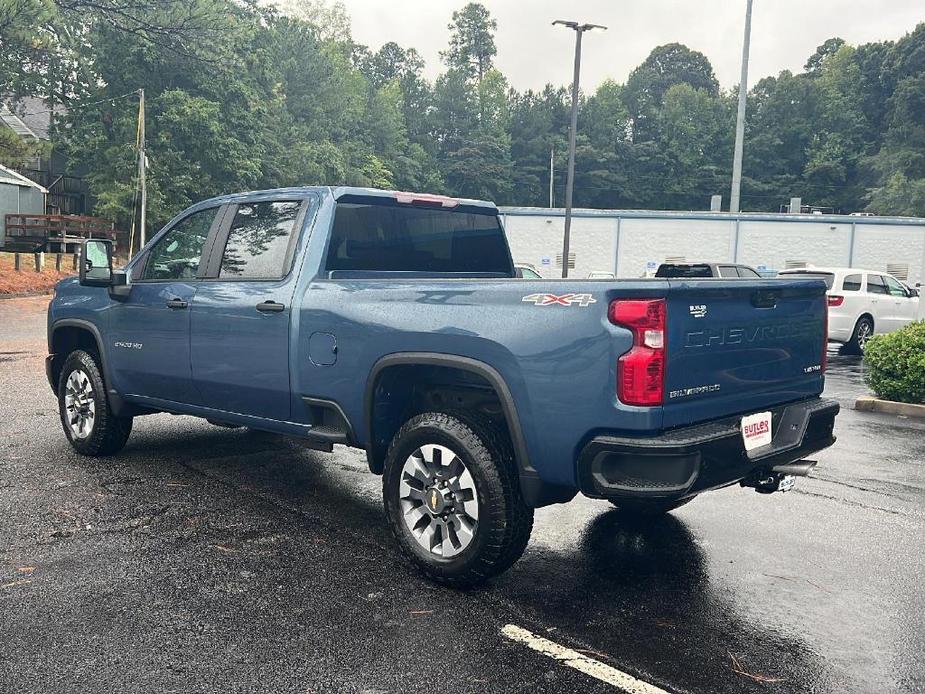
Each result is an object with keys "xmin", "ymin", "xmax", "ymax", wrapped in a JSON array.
[{"xmin": 855, "ymin": 396, "xmax": 925, "ymax": 418}]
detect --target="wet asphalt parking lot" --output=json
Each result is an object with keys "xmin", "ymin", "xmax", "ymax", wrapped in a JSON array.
[{"xmin": 1, "ymin": 296, "xmax": 923, "ymax": 694}]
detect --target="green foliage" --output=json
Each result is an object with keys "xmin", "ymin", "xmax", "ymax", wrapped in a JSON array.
[
  {"xmin": 442, "ymin": 2, "xmax": 497, "ymax": 82},
  {"xmin": 0, "ymin": 127, "xmax": 47, "ymax": 167},
  {"xmin": 804, "ymin": 37, "xmax": 846, "ymax": 74},
  {"xmin": 624, "ymin": 43, "xmax": 719, "ymax": 143},
  {"xmin": 1, "ymin": 0, "xmax": 925, "ymax": 223},
  {"xmin": 864, "ymin": 322, "xmax": 925, "ymax": 404}
]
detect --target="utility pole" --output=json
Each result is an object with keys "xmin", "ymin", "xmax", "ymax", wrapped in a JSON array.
[
  {"xmin": 729, "ymin": 0, "xmax": 753, "ymax": 214},
  {"xmin": 549, "ymin": 147, "xmax": 555, "ymax": 208},
  {"xmin": 138, "ymin": 89, "xmax": 147, "ymax": 252},
  {"xmin": 553, "ymin": 20, "xmax": 606, "ymax": 277}
]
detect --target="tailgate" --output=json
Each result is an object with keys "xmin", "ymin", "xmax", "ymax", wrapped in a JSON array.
[{"xmin": 663, "ymin": 278, "xmax": 827, "ymax": 429}]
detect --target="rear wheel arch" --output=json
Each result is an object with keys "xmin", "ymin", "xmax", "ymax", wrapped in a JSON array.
[{"xmin": 364, "ymin": 354, "xmax": 536, "ymax": 486}]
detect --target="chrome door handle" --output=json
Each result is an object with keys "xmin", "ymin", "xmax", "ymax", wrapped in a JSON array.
[{"xmin": 165, "ymin": 298, "xmax": 188, "ymax": 309}]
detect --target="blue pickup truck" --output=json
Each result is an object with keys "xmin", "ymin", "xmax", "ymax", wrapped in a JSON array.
[{"xmin": 47, "ymin": 187, "xmax": 839, "ymax": 585}]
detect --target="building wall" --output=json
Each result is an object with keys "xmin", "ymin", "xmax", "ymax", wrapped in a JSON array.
[
  {"xmin": 0, "ymin": 182, "xmax": 45, "ymax": 245},
  {"xmin": 501, "ymin": 208, "xmax": 925, "ymax": 285},
  {"xmin": 503, "ymin": 214, "xmax": 617, "ymax": 278}
]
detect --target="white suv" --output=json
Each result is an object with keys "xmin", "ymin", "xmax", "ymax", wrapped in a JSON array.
[{"xmin": 778, "ymin": 267, "xmax": 921, "ymax": 354}]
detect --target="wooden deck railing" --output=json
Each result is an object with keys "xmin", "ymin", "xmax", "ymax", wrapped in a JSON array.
[{"xmin": 2, "ymin": 214, "xmax": 117, "ymax": 253}]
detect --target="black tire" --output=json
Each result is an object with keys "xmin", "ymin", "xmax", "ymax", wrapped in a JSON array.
[
  {"xmin": 57, "ymin": 350, "xmax": 132, "ymax": 456},
  {"xmin": 845, "ymin": 316, "xmax": 873, "ymax": 355},
  {"xmin": 382, "ymin": 411, "xmax": 533, "ymax": 587},
  {"xmin": 608, "ymin": 497, "xmax": 694, "ymax": 516}
]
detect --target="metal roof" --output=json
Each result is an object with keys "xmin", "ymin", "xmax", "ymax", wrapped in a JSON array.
[
  {"xmin": 0, "ymin": 103, "xmax": 36, "ymax": 139},
  {"xmin": 0, "ymin": 96, "xmax": 63, "ymax": 140},
  {"xmin": 0, "ymin": 164, "xmax": 48, "ymax": 193}
]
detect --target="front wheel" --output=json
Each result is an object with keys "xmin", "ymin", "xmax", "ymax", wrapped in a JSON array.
[
  {"xmin": 383, "ymin": 412, "xmax": 533, "ymax": 587},
  {"xmin": 57, "ymin": 350, "xmax": 133, "ymax": 456}
]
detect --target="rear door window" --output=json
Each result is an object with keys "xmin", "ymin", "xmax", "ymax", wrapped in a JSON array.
[
  {"xmin": 736, "ymin": 266, "xmax": 761, "ymax": 278},
  {"xmin": 327, "ymin": 202, "xmax": 512, "ymax": 275},
  {"xmin": 842, "ymin": 274, "xmax": 862, "ymax": 291},
  {"xmin": 718, "ymin": 265, "xmax": 739, "ymax": 278},
  {"xmin": 218, "ymin": 200, "xmax": 303, "ymax": 279},
  {"xmin": 866, "ymin": 274, "xmax": 889, "ymax": 295}
]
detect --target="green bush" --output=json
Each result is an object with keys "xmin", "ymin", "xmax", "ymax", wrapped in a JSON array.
[{"xmin": 863, "ymin": 321, "xmax": 925, "ymax": 404}]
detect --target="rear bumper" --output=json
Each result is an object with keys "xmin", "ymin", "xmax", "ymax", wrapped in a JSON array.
[
  {"xmin": 577, "ymin": 397, "xmax": 839, "ymax": 501},
  {"xmin": 828, "ymin": 312, "xmax": 855, "ymax": 342}
]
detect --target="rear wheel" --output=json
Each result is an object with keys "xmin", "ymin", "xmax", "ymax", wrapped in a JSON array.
[
  {"xmin": 383, "ymin": 412, "xmax": 533, "ymax": 587},
  {"xmin": 608, "ymin": 497, "xmax": 694, "ymax": 516},
  {"xmin": 57, "ymin": 350, "xmax": 132, "ymax": 456},
  {"xmin": 846, "ymin": 316, "xmax": 873, "ymax": 355}
]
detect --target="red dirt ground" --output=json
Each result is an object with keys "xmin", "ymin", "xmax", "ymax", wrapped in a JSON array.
[{"xmin": 0, "ymin": 252, "xmax": 75, "ymax": 296}]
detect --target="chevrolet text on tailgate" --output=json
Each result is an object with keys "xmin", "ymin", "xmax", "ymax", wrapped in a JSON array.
[{"xmin": 46, "ymin": 187, "xmax": 839, "ymax": 586}]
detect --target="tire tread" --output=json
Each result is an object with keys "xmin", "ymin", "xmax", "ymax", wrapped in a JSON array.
[
  {"xmin": 58, "ymin": 350, "xmax": 132, "ymax": 456},
  {"xmin": 383, "ymin": 411, "xmax": 533, "ymax": 587}
]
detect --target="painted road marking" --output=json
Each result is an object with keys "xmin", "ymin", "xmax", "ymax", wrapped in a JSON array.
[{"xmin": 501, "ymin": 624, "xmax": 670, "ymax": 694}]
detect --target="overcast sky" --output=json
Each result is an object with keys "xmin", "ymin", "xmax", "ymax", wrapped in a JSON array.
[{"xmin": 337, "ymin": 0, "xmax": 923, "ymax": 91}]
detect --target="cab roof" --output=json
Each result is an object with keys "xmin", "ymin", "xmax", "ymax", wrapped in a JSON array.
[{"xmin": 192, "ymin": 186, "xmax": 497, "ymax": 212}]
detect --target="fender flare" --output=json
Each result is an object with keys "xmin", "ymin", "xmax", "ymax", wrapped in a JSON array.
[
  {"xmin": 49, "ymin": 319, "xmax": 134, "ymax": 416},
  {"xmin": 364, "ymin": 352, "xmax": 574, "ymax": 508}
]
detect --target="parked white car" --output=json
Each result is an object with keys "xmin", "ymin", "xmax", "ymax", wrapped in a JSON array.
[{"xmin": 778, "ymin": 267, "xmax": 920, "ymax": 353}]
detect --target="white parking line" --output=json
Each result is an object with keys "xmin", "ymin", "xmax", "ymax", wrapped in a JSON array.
[{"xmin": 501, "ymin": 624, "xmax": 670, "ymax": 694}]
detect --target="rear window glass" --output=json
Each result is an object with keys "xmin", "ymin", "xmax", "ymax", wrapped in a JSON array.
[
  {"xmin": 655, "ymin": 264, "xmax": 713, "ymax": 278},
  {"xmin": 842, "ymin": 274, "xmax": 862, "ymax": 291},
  {"xmin": 779, "ymin": 271, "xmax": 835, "ymax": 289},
  {"xmin": 327, "ymin": 202, "xmax": 512, "ymax": 275}
]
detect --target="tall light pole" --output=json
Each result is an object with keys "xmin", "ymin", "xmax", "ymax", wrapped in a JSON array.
[
  {"xmin": 729, "ymin": 0, "xmax": 753, "ymax": 214},
  {"xmin": 137, "ymin": 88, "xmax": 146, "ymax": 251},
  {"xmin": 553, "ymin": 20, "xmax": 606, "ymax": 277}
]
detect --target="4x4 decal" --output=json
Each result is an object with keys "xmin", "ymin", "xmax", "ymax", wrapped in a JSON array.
[{"xmin": 521, "ymin": 293, "xmax": 597, "ymax": 307}]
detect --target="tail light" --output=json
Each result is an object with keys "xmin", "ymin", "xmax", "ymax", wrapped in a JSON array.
[
  {"xmin": 821, "ymin": 297, "xmax": 829, "ymax": 373},
  {"xmin": 609, "ymin": 299, "xmax": 666, "ymax": 406},
  {"xmin": 827, "ymin": 295, "xmax": 844, "ymax": 307}
]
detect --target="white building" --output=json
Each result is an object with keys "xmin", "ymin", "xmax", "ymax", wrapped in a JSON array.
[{"xmin": 500, "ymin": 207, "xmax": 925, "ymax": 287}]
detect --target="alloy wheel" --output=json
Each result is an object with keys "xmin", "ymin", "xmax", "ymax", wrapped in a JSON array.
[
  {"xmin": 64, "ymin": 370, "xmax": 95, "ymax": 439},
  {"xmin": 857, "ymin": 321, "xmax": 872, "ymax": 350},
  {"xmin": 398, "ymin": 444, "xmax": 480, "ymax": 558}
]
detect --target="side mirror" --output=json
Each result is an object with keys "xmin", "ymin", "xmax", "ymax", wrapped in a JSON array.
[{"xmin": 79, "ymin": 239, "xmax": 114, "ymax": 287}]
